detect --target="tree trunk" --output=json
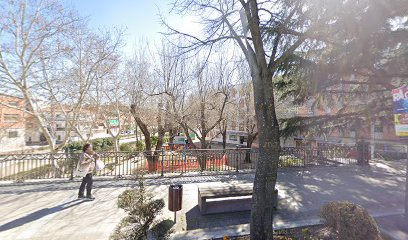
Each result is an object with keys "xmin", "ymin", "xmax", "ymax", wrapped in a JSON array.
[
  {"xmin": 198, "ymin": 135, "xmax": 207, "ymax": 171},
  {"xmin": 135, "ymin": 126, "xmax": 139, "ymax": 142},
  {"xmin": 169, "ymin": 128, "xmax": 175, "ymax": 144},
  {"xmin": 135, "ymin": 117, "xmax": 152, "ymax": 151},
  {"xmin": 154, "ymin": 102, "xmax": 165, "ymax": 162},
  {"xmin": 133, "ymin": 115, "xmax": 154, "ymax": 172},
  {"xmin": 200, "ymin": 135, "xmax": 207, "ymax": 149},
  {"xmin": 250, "ymin": 72, "xmax": 280, "ymax": 240},
  {"xmin": 222, "ymin": 129, "xmax": 227, "ymax": 149},
  {"xmin": 245, "ymin": 1, "xmax": 281, "ymax": 239},
  {"xmin": 181, "ymin": 124, "xmax": 197, "ymax": 149}
]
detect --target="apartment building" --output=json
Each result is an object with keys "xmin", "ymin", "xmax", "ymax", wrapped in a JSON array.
[
  {"xmin": 207, "ymin": 84, "xmax": 257, "ymax": 147},
  {"xmin": 207, "ymin": 79, "xmax": 401, "ymax": 150},
  {"xmin": 26, "ymin": 107, "xmax": 116, "ymax": 144},
  {"xmin": 286, "ymin": 82, "xmax": 401, "ymax": 149},
  {"xmin": 0, "ymin": 94, "xmax": 26, "ymax": 151}
]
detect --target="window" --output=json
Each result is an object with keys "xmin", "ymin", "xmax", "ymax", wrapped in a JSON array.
[
  {"xmin": 8, "ymin": 101, "xmax": 19, "ymax": 107},
  {"xmin": 8, "ymin": 131, "xmax": 18, "ymax": 138},
  {"xmin": 374, "ymin": 125, "xmax": 383, "ymax": 133},
  {"xmin": 3, "ymin": 114, "xmax": 20, "ymax": 122},
  {"xmin": 229, "ymin": 134, "xmax": 237, "ymax": 141},
  {"xmin": 230, "ymin": 121, "xmax": 237, "ymax": 130},
  {"xmin": 239, "ymin": 124, "xmax": 245, "ymax": 132}
]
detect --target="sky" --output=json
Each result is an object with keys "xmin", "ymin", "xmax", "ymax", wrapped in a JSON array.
[{"xmin": 64, "ymin": 0, "xmax": 198, "ymax": 54}]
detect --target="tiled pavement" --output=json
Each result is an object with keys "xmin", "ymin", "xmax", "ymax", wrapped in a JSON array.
[{"xmin": 0, "ymin": 159, "xmax": 406, "ymax": 239}]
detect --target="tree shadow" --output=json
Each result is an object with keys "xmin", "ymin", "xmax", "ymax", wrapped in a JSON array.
[
  {"xmin": 0, "ymin": 173, "xmax": 255, "ymax": 195},
  {"xmin": 0, "ymin": 198, "xmax": 87, "ymax": 232},
  {"xmin": 185, "ymin": 205, "xmax": 250, "ymax": 230}
]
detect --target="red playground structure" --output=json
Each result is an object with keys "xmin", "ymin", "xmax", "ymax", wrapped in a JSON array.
[{"xmin": 145, "ymin": 153, "xmax": 229, "ymax": 172}]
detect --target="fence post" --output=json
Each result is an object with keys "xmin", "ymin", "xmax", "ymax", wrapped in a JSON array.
[
  {"xmin": 68, "ymin": 148, "xmax": 74, "ymax": 180},
  {"xmin": 183, "ymin": 145, "xmax": 186, "ymax": 174},
  {"xmin": 161, "ymin": 147, "xmax": 164, "ymax": 177},
  {"xmin": 236, "ymin": 147, "xmax": 239, "ymax": 173},
  {"xmin": 301, "ymin": 148, "xmax": 306, "ymax": 168}
]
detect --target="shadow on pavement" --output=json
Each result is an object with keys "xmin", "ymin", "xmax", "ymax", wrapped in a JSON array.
[
  {"xmin": 0, "ymin": 199, "xmax": 87, "ymax": 232},
  {"xmin": 376, "ymin": 214, "xmax": 408, "ymax": 240},
  {"xmin": 185, "ymin": 205, "xmax": 250, "ymax": 230},
  {"xmin": 0, "ymin": 173, "xmax": 255, "ymax": 195}
]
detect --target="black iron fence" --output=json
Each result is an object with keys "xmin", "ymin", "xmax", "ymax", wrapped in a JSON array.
[
  {"xmin": 374, "ymin": 150, "xmax": 407, "ymax": 160},
  {"xmin": 0, "ymin": 144, "xmax": 377, "ymax": 181}
]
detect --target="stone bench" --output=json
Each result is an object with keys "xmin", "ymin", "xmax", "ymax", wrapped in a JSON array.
[{"xmin": 198, "ymin": 183, "xmax": 278, "ymax": 215}]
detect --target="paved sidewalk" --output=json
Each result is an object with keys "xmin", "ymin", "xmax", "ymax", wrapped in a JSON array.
[
  {"xmin": 0, "ymin": 159, "xmax": 406, "ymax": 240},
  {"xmin": 377, "ymin": 214, "xmax": 408, "ymax": 240}
]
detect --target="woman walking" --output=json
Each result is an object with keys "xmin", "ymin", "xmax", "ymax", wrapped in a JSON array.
[{"xmin": 77, "ymin": 143, "xmax": 98, "ymax": 200}]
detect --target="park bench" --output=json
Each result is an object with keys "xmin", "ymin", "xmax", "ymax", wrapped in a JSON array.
[{"xmin": 197, "ymin": 183, "xmax": 278, "ymax": 215}]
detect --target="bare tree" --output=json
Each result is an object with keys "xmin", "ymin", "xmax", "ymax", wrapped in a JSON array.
[
  {"xmin": 237, "ymin": 61, "xmax": 258, "ymax": 152},
  {"xmin": 0, "ymin": 0, "xmax": 123, "ymax": 155},
  {"xmin": 0, "ymin": 0, "xmax": 81, "ymax": 152},
  {"xmin": 187, "ymin": 58, "xmax": 229, "ymax": 148},
  {"xmin": 127, "ymin": 45, "xmax": 166, "ymax": 171},
  {"xmin": 149, "ymin": 40, "xmax": 192, "ymax": 148},
  {"xmin": 66, "ymin": 28, "xmax": 123, "ymax": 145},
  {"xmin": 213, "ymin": 55, "xmax": 236, "ymax": 150},
  {"xmin": 164, "ymin": 0, "xmax": 305, "ymax": 238},
  {"xmin": 128, "ymin": 45, "xmax": 154, "ymax": 149},
  {"xmin": 100, "ymin": 68, "xmax": 128, "ymax": 154}
]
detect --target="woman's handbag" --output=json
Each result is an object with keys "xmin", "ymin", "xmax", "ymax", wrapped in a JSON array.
[{"xmin": 95, "ymin": 159, "xmax": 105, "ymax": 171}]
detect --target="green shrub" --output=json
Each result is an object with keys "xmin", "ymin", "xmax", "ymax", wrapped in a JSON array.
[
  {"xmin": 151, "ymin": 135, "xmax": 158, "ymax": 147},
  {"xmin": 91, "ymin": 138, "xmax": 104, "ymax": 151},
  {"xmin": 64, "ymin": 137, "xmax": 116, "ymax": 152},
  {"xmin": 100, "ymin": 138, "xmax": 114, "ymax": 151},
  {"xmin": 120, "ymin": 141, "xmax": 145, "ymax": 152},
  {"xmin": 320, "ymin": 201, "xmax": 381, "ymax": 240},
  {"xmin": 120, "ymin": 143, "xmax": 134, "ymax": 152},
  {"xmin": 65, "ymin": 141, "xmax": 83, "ymax": 152},
  {"xmin": 136, "ymin": 141, "xmax": 145, "ymax": 151},
  {"xmin": 113, "ymin": 171, "xmax": 165, "ymax": 240},
  {"xmin": 150, "ymin": 219, "xmax": 174, "ymax": 240}
]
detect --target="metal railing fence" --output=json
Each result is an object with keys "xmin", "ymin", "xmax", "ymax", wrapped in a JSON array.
[{"xmin": 0, "ymin": 145, "xmax": 368, "ymax": 181}]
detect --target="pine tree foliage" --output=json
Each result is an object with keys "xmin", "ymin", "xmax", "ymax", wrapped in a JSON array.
[{"xmin": 275, "ymin": 0, "xmax": 408, "ymax": 137}]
